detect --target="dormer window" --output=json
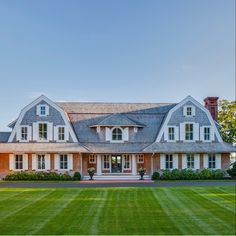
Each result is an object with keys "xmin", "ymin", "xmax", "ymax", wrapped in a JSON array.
[
  {"xmin": 183, "ymin": 105, "xmax": 195, "ymax": 117},
  {"xmin": 204, "ymin": 127, "xmax": 210, "ymax": 140},
  {"xmin": 168, "ymin": 127, "xmax": 175, "ymax": 140},
  {"xmin": 58, "ymin": 127, "xmax": 65, "ymax": 141},
  {"xmin": 112, "ymin": 128, "xmax": 122, "ymax": 141},
  {"xmin": 37, "ymin": 104, "xmax": 49, "ymax": 116},
  {"xmin": 39, "ymin": 123, "xmax": 48, "ymax": 141},
  {"xmin": 21, "ymin": 127, "xmax": 28, "ymax": 141}
]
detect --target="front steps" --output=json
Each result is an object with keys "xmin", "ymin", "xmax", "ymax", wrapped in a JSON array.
[{"xmin": 83, "ymin": 174, "xmax": 151, "ymax": 180}]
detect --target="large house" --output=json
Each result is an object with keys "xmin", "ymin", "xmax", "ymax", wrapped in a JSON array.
[{"xmin": 0, "ymin": 95, "xmax": 234, "ymax": 180}]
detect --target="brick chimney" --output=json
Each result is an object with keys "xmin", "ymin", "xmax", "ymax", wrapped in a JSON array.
[{"xmin": 204, "ymin": 97, "xmax": 219, "ymax": 120}]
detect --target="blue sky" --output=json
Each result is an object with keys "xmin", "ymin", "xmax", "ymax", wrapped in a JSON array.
[{"xmin": 0, "ymin": 0, "xmax": 235, "ymax": 130}]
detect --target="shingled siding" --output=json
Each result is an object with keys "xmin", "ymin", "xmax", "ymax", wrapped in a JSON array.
[
  {"xmin": 168, "ymin": 101, "xmax": 211, "ymax": 126},
  {"xmin": 20, "ymin": 101, "xmax": 65, "ymax": 126},
  {"xmin": 0, "ymin": 153, "xmax": 9, "ymax": 178}
]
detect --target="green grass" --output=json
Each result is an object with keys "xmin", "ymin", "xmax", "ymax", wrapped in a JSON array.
[{"xmin": 0, "ymin": 187, "xmax": 235, "ymax": 235}]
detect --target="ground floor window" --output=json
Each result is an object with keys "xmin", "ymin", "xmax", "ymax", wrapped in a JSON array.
[
  {"xmin": 89, "ymin": 154, "xmax": 96, "ymax": 164},
  {"xmin": 15, "ymin": 155, "xmax": 23, "ymax": 170},
  {"xmin": 123, "ymin": 154, "xmax": 131, "ymax": 169},
  {"xmin": 186, "ymin": 154, "xmax": 194, "ymax": 169},
  {"xmin": 165, "ymin": 154, "xmax": 173, "ymax": 169},
  {"xmin": 136, "ymin": 154, "xmax": 144, "ymax": 163},
  {"xmin": 208, "ymin": 154, "xmax": 216, "ymax": 169},
  {"xmin": 103, "ymin": 155, "xmax": 110, "ymax": 169},
  {"xmin": 37, "ymin": 155, "xmax": 45, "ymax": 170},
  {"xmin": 59, "ymin": 154, "xmax": 68, "ymax": 169}
]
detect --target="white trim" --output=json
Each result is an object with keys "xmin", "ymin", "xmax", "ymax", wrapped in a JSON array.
[
  {"xmin": 156, "ymin": 96, "xmax": 223, "ymax": 142},
  {"xmin": 8, "ymin": 95, "xmax": 78, "ymax": 142},
  {"xmin": 136, "ymin": 154, "xmax": 144, "ymax": 163},
  {"xmin": 183, "ymin": 105, "xmax": 195, "ymax": 117},
  {"xmin": 89, "ymin": 154, "xmax": 96, "ymax": 164},
  {"xmin": 122, "ymin": 154, "xmax": 132, "ymax": 170},
  {"xmin": 97, "ymin": 155, "xmax": 102, "ymax": 175},
  {"xmin": 37, "ymin": 104, "xmax": 49, "ymax": 116},
  {"xmin": 17, "ymin": 125, "xmax": 31, "ymax": 142},
  {"xmin": 132, "ymin": 154, "xmax": 137, "ymax": 175}
]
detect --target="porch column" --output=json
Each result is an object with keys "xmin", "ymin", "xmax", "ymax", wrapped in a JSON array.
[
  {"xmin": 132, "ymin": 154, "xmax": 137, "ymax": 175},
  {"xmin": 151, "ymin": 155, "xmax": 154, "ymax": 175},
  {"xmin": 97, "ymin": 154, "xmax": 102, "ymax": 175}
]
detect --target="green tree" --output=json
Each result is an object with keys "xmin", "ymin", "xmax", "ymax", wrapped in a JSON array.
[{"xmin": 218, "ymin": 100, "xmax": 236, "ymax": 144}]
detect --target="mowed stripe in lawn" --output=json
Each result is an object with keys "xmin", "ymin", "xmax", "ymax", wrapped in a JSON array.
[
  {"xmin": 0, "ymin": 187, "xmax": 235, "ymax": 235},
  {"xmin": 35, "ymin": 189, "xmax": 108, "ymax": 235}
]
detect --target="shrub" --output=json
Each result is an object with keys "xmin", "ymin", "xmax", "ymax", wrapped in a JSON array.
[
  {"xmin": 4, "ymin": 171, "xmax": 73, "ymax": 181},
  {"xmin": 171, "ymin": 169, "xmax": 181, "ymax": 180},
  {"xmin": 227, "ymin": 163, "xmax": 236, "ymax": 179},
  {"xmin": 73, "ymin": 172, "xmax": 81, "ymax": 181},
  {"xmin": 181, "ymin": 168, "xmax": 195, "ymax": 180},
  {"xmin": 152, "ymin": 171, "xmax": 160, "ymax": 180},
  {"xmin": 161, "ymin": 170, "xmax": 172, "ymax": 180},
  {"xmin": 199, "ymin": 169, "xmax": 212, "ymax": 179}
]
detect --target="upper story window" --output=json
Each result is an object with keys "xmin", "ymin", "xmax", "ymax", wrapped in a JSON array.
[
  {"xmin": 21, "ymin": 127, "xmax": 28, "ymax": 141},
  {"xmin": 204, "ymin": 127, "xmax": 210, "ymax": 141},
  {"xmin": 168, "ymin": 127, "xmax": 175, "ymax": 141},
  {"xmin": 58, "ymin": 127, "xmax": 65, "ymax": 141},
  {"xmin": 37, "ymin": 104, "xmax": 49, "ymax": 116},
  {"xmin": 39, "ymin": 123, "xmax": 48, "ymax": 141},
  {"xmin": 112, "ymin": 128, "xmax": 122, "ymax": 141},
  {"xmin": 185, "ymin": 123, "xmax": 193, "ymax": 140},
  {"xmin": 183, "ymin": 105, "xmax": 195, "ymax": 117}
]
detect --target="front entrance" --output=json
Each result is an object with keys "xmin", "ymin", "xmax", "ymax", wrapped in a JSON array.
[{"xmin": 111, "ymin": 155, "xmax": 122, "ymax": 173}]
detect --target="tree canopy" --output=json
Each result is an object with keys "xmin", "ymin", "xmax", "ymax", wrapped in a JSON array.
[{"xmin": 218, "ymin": 100, "xmax": 236, "ymax": 144}]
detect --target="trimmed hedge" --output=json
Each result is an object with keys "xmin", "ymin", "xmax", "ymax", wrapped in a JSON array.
[
  {"xmin": 227, "ymin": 163, "xmax": 236, "ymax": 179},
  {"xmin": 153, "ymin": 168, "xmax": 225, "ymax": 180},
  {"xmin": 4, "ymin": 171, "xmax": 81, "ymax": 181}
]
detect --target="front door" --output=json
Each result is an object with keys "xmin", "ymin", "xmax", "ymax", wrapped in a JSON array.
[{"xmin": 111, "ymin": 155, "xmax": 122, "ymax": 173}]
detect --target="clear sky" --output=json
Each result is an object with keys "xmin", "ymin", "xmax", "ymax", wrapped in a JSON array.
[{"xmin": 0, "ymin": 0, "xmax": 235, "ymax": 131}]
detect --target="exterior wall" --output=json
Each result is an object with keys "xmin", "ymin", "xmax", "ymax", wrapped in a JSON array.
[
  {"xmin": 178, "ymin": 153, "xmax": 182, "ymax": 169},
  {"xmin": 200, "ymin": 153, "xmax": 204, "ymax": 169},
  {"xmin": 153, "ymin": 153, "xmax": 160, "ymax": 172},
  {"xmin": 21, "ymin": 100, "xmax": 65, "ymax": 126},
  {"xmin": 221, "ymin": 153, "xmax": 230, "ymax": 170},
  {"xmin": 168, "ymin": 101, "xmax": 211, "ymax": 126},
  {"xmin": 0, "ymin": 153, "xmax": 9, "ymax": 178}
]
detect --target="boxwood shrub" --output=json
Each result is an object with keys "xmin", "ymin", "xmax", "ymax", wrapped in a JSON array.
[
  {"xmin": 155, "ymin": 168, "xmax": 225, "ymax": 180},
  {"xmin": 4, "ymin": 171, "xmax": 81, "ymax": 181}
]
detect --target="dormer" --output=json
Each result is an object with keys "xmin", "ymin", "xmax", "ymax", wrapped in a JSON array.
[
  {"xmin": 8, "ymin": 95, "xmax": 78, "ymax": 143},
  {"xmin": 156, "ymin": 96, "xmax": 223, "ymax": 143},
  {"xmin": 90, "ymin": 113, "xmax": 145, "ymax": 143}
]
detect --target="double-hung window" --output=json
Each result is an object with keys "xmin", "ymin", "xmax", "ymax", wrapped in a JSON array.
[
  {"xmin": 168, "ymin": 127, "xmax": 175, "ymax": 141},
  {"xmin": 58, "ymin": 127, "xmax": 65, "ymax": 141},
  {"xmin": 136, "ymin": 154, "xmax": 144, "ymax": 163},
  {"xmin": 165, "ymin": 154, "xmax": 173, "ymax": 169},
  {"xmin": 186, "ymin": 154, "xmax": 194, "ymax": 169},
  {"xmin": 39, "ymin": 123, "xmax": 48, "ymax": 141},
  {"xmin": 185, "ymin": 123, "xmax": 193, "ymax": 140},
  {"xmin": 204, "ymin": 127, "xmax": 210, "ymax": 141},
  {"xmin": 112, "ymin": 128, "xmax": 122, "ymax": 141},
  {"xmin": 208, "ymin": 154, "xmax": 216, "ymax": 169},
  {"xmin": 123, "ymin": 154, "xmax": 131, "ymax": 169},
  {"xmin": 21, "ymin": 127, "xmax": 28, "ymax": 141},
  {"xmin": 89, "ymin": 154, "xmax": 96, "ymax": 164},
  {"xmin": 37, "ymin": 155, "xmax": 45, "ymax": 170},
  {"xmin": 15, "ymin": 155, "xmax": 23, "ymax": 170},
  {"xmin": 59, "ymin": 154, "xmax": 68, "ymax": 169},
  {"xmin": 103, "ymin": 155, "xmax": 110, "ymax": 169}
]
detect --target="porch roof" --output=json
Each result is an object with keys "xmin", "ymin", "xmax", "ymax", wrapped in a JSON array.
[
  {"xmin": 0, "ymin": 143, "xmax": 89, "ymax": 153},
  {"xmin": 82, "ymin": 142, "xmax": 151, "ymax": 153},
  {"xmin": 143, "ymin": 142, "xmax": 236, "ymax": 153}
]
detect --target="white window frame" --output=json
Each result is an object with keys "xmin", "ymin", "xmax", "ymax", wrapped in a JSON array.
[
  {"xmin": 186, "ymin": 154, "xmax": 195, "ymax": 169},
  {"xmin": 168, "ymin": 126, "xmax": 175, "ymax": 141},
  {"xmin": 136, "ymin": 154, "xmax": 144, "ymax": 163},
  {"xmin": 183, "ymin": 105, "xmax": 195, "ymax": 117},
  {"xmin": 37, "ymin": 154, "xmax": 46, "ymax": 170},
  {"xmin": 185, "ymin": 123, "xmax": 194, "ymax": 141},
  {"xmin": 15, "ymin": 154, "xmax": 24, "ymax": 170},
  {"xmin": 59, "ymin": 154, "xmax": 68, "ymax": 170},
  {"xmin": 208, "ymin": 154, "xmax": 216, "ymax": 169},
  {"xmin": 110, "ymin": 127, "xmax": 124, "ymax": 143},
  {"xmin": 37, "ymin": 104, "xmax": 49, "ymax": 117},
  {"xmin": 18, "ymin": 125, "xmax": 31, "ymax": 142},
  {"xmin": 165, "ymin": 154, "xmax": 173, "ymax": 170},
  {"xmin": 58, "ymin": 126, "xmax": 65, "ymax": 141},
  {"xmin": 38, "ymin": 122, "xmax": 48, "ymax": 141},
  {"xmin": 204, "ymin": 127, "xmax": 210, "ymax": 141},
  {"xmin": 123, "ymin": 154, "xmax": 131, "ymax": 170},
  {"xmin": 102, "ymin": 154, "xmax": 111, "ymax": 170},
  {"xmin": 89, "ymin": 154, "xmax": 96, "ymax": 164}
]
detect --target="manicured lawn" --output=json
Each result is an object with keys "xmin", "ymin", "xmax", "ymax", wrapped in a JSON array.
[{"xmin": 0, "ymin": 187, "xmax": 235, "ymax": 235}]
